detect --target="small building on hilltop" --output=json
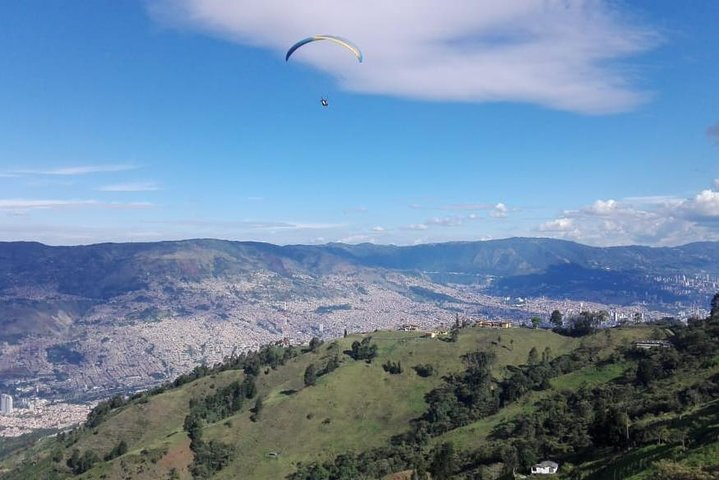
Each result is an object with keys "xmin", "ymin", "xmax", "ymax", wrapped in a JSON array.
[
  {"xmin": 398, "ymin": 324, "xmax": 420, "ymax": 332},
  {"xmin": 476, "ymin": 320, "xmax": 512, "ymax": 329},
  {"xmin": 531, "ymin": 460, "xmax": 559, "ymax": 475},
  {"xmin": 633, "ymin": 340, "xmax": 672, "ymax": 349}
]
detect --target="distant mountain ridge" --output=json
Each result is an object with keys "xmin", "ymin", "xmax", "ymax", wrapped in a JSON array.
[
  {"xmin": 325, "ymin": 237, "xmax": 719, "ymax": 275},
  {"xmin": 2, "ymin": 237, "xmax": 719, "ymax": 300}
]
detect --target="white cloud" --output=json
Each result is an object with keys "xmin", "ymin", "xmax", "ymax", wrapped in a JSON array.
[
  {"xmin": 426, "ymin": 216, "xmax": 465, "ymax": 227},
  {"xmin": 585, "ymin": 199, "xmax": 618, "ymax": 215},
  {"xmin": 490, "ymin": 202, "xmax": 508, "ymax": 218},
  {"xmin": 539, "ymin": 217, "xmax": 575, "ymax": 232},
  {"xmin": 338, "ymin": 234, "xmax": 377, "ymax": 244},
  {"xmin": 682, "ymin": 190, "xmax": 719, "ymax": 218},
  {"xmin": 371, "ymin": 226, "xmax": 385, "ymax": 232},
  {"xmin": 537, "ymin": 186, "xmax": 719, "ymax": 246},
  {"xmin": 97, "ymin": 181, "xmax": 160, "ymax": 192},
  {"xmin": 8, "ymin": 164, "xmax": 138, "ymax": 176},
  {"xmin": 152, "ymin": 0, "xmax": 658, "ymax": 114}
]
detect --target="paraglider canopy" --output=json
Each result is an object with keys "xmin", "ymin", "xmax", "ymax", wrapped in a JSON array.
[{"xmin": 285, "ymin": 35, "xmax": 363, "ymax": 63}]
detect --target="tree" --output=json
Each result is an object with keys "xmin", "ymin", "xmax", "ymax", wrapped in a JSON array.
[
  {"xmin": 321, "ymin": 355, "xmax": 340, "ymax": 376},
  {"xmin": 449, "ymin": 327, "xmax": 459, "ymax": 342},
  {"xmin": 606, "ymin": 409, "xmax": 630, "ymax": 448},
  {"xmin": 711, "ymin": 292, "xmax": 719, "ymax": 317},
  {"xmin": 413, "ymin": 364, "xmax": 435, "ymax": 377},
  {"xmin": 527, "ymin": 347, "xmax": 540, "ymax": 366},
  {"xmin": 66, "ymin": 449, "xmax": 80, "ymax": 471},
  {"xmin": 531, "ymin": 317, "xmax": 541, "ymax": 329},
  {"xmin": 550, "ymin": 310, "xmax": 563, "ymax": 328},
  {"xmin": 250, "ymin": 397, "xmax": 263, "ymax": 422},
  {"xmin": 637, "ymin": 357, "xmax": 661, "ymax": 386},
  {"xmin": 429, "ymin": 442, "xmax": 455, "ymax": 480},
  {"xmin": 51, "ymin": 447, "xmax": 64, "ymax": 463},
  {"xmin": 304, "ymin": 364, "xmax": 317, "ymax": 387},
  {"xmin": 542, "ymin": 346, "xmax": 552, "ymax": 364},
  {"xmin": 309, "ymin": 337, "xmax": 323, "ymax": 353}
]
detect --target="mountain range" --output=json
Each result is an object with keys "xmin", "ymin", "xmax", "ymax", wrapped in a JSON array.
[{"xmin": 1, "ymin": 237, "xmax": 717, "ymax": 399}]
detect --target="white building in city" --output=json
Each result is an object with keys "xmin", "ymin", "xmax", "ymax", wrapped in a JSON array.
[{"xmin": 0, "ymin": 394, "xmax": 13, "ymax": 415}]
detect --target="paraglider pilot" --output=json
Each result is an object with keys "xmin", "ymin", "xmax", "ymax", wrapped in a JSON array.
[{"xmin": 321, "ymin": 98, "xmax": 329, "ymax": 107}]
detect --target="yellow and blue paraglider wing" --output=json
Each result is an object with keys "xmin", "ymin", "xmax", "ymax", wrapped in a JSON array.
[{"xmin": 285, "ymin": 35, "xmax": 363, "ymax": 63}]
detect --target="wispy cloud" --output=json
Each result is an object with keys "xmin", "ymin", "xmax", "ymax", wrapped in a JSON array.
[
  {"xmin": 442, "ymin": 203, "xmax": 493, "ymax": 211},
  {"xmin": 409, "ymin": 202, "xmax": 511, "ymax": 217},
  {"xmin": 97, "ymin": 181, "xmax": 160, "ymax": 192},
  {"xmin": 152, "ymin": 0, "xmax": 659, "ymax": 114},
  {"xmin": 342, "ymin": 206, "xmax": 368, "ymax": 214},
  {"xmin": 707, "ymin": 123, "xmax": 719, "ymax": 145},
  {"xmin": 0, "ymin": 199, "xmax": 153, "ymax": 211},
  {"xmin": 425, "ymin": 214, "xmax": 478, "ymax": 227},
  {"xmin": 5, "ymin": 164, "xmax": 138, "ymax": 177},
  {"xmin": 405, "ymin": 224, "xmax": 429, "ymax": 231},
  {"xmin": 149, "ymin": 218, "xmax": 345, "ymax": 231}
]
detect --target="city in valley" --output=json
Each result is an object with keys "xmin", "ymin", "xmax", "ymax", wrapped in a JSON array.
[{"xmin": 1, "ymin": 269, "xmax": 712, "ymax": 438}]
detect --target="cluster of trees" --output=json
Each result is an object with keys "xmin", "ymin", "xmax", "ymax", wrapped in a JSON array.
[
  {"xmin": 348, "ymin": 337, "xmax": 378, "ymax": 361},
  {"xmin": 183, "ymin": 408, "xmax": 235, "ymax": 478},
  {"xmin": 307, "ymin": 336, "xmax": 324, "ymax": 353},
  {"xmin": 290, "ymin": 443, "xmax": 426, "ymax": 480},
  {"xmin": 146, "ymin": 343, "xmax": 300, "ymax": 397},
  {"xmin": 187, "ymin": 376, "xmax": 257, "ymax": 425},
  {"xmin": 382, "ymin": 360, "xmax": 403, "ymax": 374},
  {"xmin": 304, "ymin": 354, "xmax": 342, "ymax": 387},
  {"xmin": 499, "ymin": 345, "xmax": 598, "ymax": 406},
  {"xmin": 451, "ymin": 306, "xmax": 719, "ymax": 478},
  {"xmin": 412, "ymin": 364, "xmax": 434, "ymax": 377},
  {"xmin": 84, "ymin": 394, "xmax": 128, "ymax": 428},
  {"xmin": 415, "ymin": 351, "xmax": 499, "ymax": 437},
  {"xmin": 552, "ymin": 310, "xmax": 608, "ymax": 337},
  {"xmin": 103, "ymin": 439, "xmax": 128, "ymax": 461},
  {"xmin": 65, "ymin": 449, "xmax": 99, "ymax": 475},
  {"xmin": 177, "ymin": 341, "xmax": 309, "ymax": 477}
]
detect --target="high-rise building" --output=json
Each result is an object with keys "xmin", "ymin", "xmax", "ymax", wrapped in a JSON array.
[{"xmin": 0, "ymin": 394, "xmax": 13, "ymax": 415}]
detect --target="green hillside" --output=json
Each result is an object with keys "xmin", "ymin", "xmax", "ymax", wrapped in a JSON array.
[{"xmin": 2, "ymin": 310, "xmax": 718, "ymax": 480}]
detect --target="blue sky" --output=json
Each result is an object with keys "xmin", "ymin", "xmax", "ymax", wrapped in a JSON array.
[{"xmin": 0, "ymin": 0, "xmax": 718, "ymax": 246}]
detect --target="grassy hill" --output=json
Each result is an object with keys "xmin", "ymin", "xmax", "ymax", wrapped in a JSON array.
[{"xmin": 1, "ymin": 321, "xmax": 718, "ymax": 479}]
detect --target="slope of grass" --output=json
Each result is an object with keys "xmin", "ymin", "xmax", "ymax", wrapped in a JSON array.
[
  {"xmin": 207, "ymin": 327, "xmax": 579, "ymax": 479},
  {"xmin": 0, "ymin": 325, "xmax": 673, "ymax": 480}
]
